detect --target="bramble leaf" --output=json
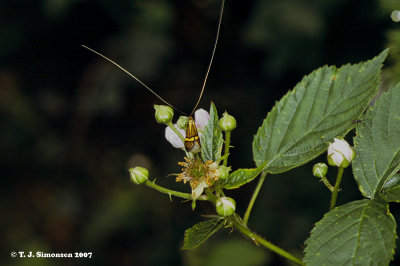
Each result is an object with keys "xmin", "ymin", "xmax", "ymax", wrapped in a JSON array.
[
  {"xmin": 224, "ymin": 162, "xmax": 267, "ymax": 189},
  {"xmin": 182, "ymin": 218, "xmax": 224, "ymax": 250},
  {"xmin": 352, "ymin": 83, "xmax": 400, "ymax": 198},
  {"xmin": 253, "ymin": 50, "xmax": 388, "ymax": 173},
  {"xmin": 201, "ymin": 102, "xmax": 223, "ymax": 162},
  {"xmin": 304, "ymin": 199, "xmax": 397, "ymax": 266}
]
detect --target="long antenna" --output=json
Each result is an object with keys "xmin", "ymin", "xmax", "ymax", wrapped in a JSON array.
[
  {"xmin": 81, "ymin": 45, "xmax": 187, "ymax": 115},
  {"xmin": 190, "ymin": 0, "xmax": 225, "ymax": 116}
]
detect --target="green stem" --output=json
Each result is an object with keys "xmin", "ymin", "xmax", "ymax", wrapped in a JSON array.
[
  {"xmin": 320, "ymin": 176, "xmax": 334, "ymax": 191},
  {"xmin": 329, "ymin": 167, "xmax": 344, "ymax": 210},
  {"xmin": 230, "ymin": 214, "xmax": 305, "ymax": 266},
  {"xmin": 243, "ymin": 171, "xmax": 267, "ymax": 225},
  {"xmin": 145, "ymin": 180, "xmax": 208, "ymax": 201},
  {"xmin": 223, "ymin": 130, "xmax": 231, "ymax": 166}
]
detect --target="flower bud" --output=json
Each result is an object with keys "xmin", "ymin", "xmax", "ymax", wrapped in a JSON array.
[
  {"xmin": 216, "ymin": 197, "xmax": 236, "ymax": 216},
  {"xmin": 219, "ymin": 112, "xmax": 237, "ymax": 131},
  {"xmin": 177, "ymin": 116, "xmax": 189, "ymax": 129},
  {"xmin": 154, "ymin": 105, "xmax": 173, "ymax": 124},
  {"xmin": 313, "ymin": 163, "xmax": 328, "ymax": 178},
  {"xmin": 129, "ymin": 166, "xmax": 149, "ymax": 185},
  {"xmin": 327, "ymin": 138, "xmax": 355, "ymax": 168},
  {"xmin": 391, "ymin": 10, "xmax": 400, "ymax": 22},
  {"xmin": 217, "ymin": 165, "xmax": 231, "ymax": 180}
]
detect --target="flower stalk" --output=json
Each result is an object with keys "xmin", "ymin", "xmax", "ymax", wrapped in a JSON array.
[
  {"xmin": 230, "ymin": 214, "xmax": 305, "ymax": 265},
  {"xmin": 219, "ymin": 112, "xmax": 236, "ymax": 166},
  {"xmin": 329, "ymin": 167, "xmax": 344, "ymax": 210},
  {"xmin": 223, "ymin": 130, "xmax": 231, "ymax": 166},
  {"xmin": 145, "ymin": 180, "xmax": 208, "ymax": 201},
  {"xmin": 243, "ymin": 171, "xmax": 267, "ymax": 225}
]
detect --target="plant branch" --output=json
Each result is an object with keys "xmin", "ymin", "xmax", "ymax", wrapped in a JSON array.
[
  {"xmin": 243, "ymin": 171, "xmax": 267, "ymax": 225},
  {"xmin": 223, "ymin": 130, "xmax": 231, "ymax": 166},
  {"xmin": 145, "ymin": 180, "xmax": 208, "ymax": 201},
  {"xmin": 230, "ymin": 214, "xmax": 305, "ymax": 265},
  {"xmin": 329, "ymin": 167, "xmax": 344, "ymax": 210}
]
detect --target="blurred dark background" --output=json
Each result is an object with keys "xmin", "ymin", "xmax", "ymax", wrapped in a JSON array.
[{"xmin": 1, "ymin": 0, "xmax": 399, "ymax": 265}]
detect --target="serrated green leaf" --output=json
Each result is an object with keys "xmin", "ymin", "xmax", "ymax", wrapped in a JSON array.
[
  {"xmin": 201, "ymin": 102, "xmax": 223, "ymax": 162},
  {"xmin": 352, "ymin": 83, "xmax": 400, "ymax": 199},
  {"xmin": 224, "ymin": 162, "xmax": 267, "ymax": 189},
  {"xmin": 253, "ymin": 50, "xmax": 388, "ymax": 173},
  {"xmin": 182, "ymin": 218, "xmax": 224, "ymax": 250},
  {"xmin": 304, "ymin": 199, "xmax": 397, "ymax": 266}
]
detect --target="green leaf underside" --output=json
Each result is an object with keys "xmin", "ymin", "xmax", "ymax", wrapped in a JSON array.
[
  {"xmin": 182, "ymin": 218, "xmax": 224, "ymax": 250},
  {"xmin": 304, "ymin": 199, "xmax": 397, "ymax": 266},
  {"xmin": 201, "ymin": 102, "xmax": 223, "ymax": 162},
  {"xmin": 224, "ymin": 162, "xmax": 267, "ymax": 189},
  {"xmin": 253, "ymin": 50, "xmax": 388, "ymax": 174},
  {"xmin": 352, "ymin": 83, "xmax": 400, "ymax": 199}
]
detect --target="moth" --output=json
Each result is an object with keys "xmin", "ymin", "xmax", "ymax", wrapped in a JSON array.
[{"xmin": 83, "ymin": 0, "xmax": 225, "ymax": 152}]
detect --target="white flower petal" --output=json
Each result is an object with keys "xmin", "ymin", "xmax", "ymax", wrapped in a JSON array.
[
  {"xmin": 328, "ymin": 138, "xmax": 354, "ymax": 167},
  {"xmin": 194, "ymin": 109, "xmax": 209, "ymax": 131},
  {"xmin": 331, "ymin": 152, "xmax": 344, "ymax": 166},
  {"xmin": 165, "ymin": 124, "xmax": 185, "ymax": 149},
  {"xmin": 192, "ymin": 180, "xmax": 208, "ymax": 199}
]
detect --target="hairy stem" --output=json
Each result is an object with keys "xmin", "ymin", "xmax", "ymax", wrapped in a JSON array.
[
  {"xmin": 243, "ymin": 171, "xmax": 267, "ymax": 225},
  {"xmin": 145, "ymin": 180, "xmax": 207, "ymax": 201},
  {"xmin": 223, "ymin": 130, "xmax": 231, "ymax": 166},
  {"xmin": 320, "ymin": 176, "xmax": 334, "ymax": 191},
  {"xmin": 230, "ymin": 214, "xmax": 305, "ymax": 265},
  {"xmin": 329, "ymin": 167, "xmax": 344, "ymax": 210}
]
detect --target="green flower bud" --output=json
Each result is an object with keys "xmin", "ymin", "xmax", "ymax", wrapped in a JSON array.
[
  {"xmin": 216, "ymin": 197, "xmax": 236, "ymax": 216},
  {"xmin": 219, "ymin": 112, "xmax": 237, "ymax": 131},
  {"xmin": 327, "ymin": 138, "xmax": 355, "ymax": 168},
  {"xmin": 129, "ymin": 166, "xmax": 149, "ymax": 185},
  {"xmin": 217, "ymin": 165, "xmax": 231, "ymax": 180},
  {"xmin": 313, "ymin": 163, "xmax": 328, "ymax": 178},
  {"xmin": 177, "ymin": 116, "xmax": 189, "ymax": 129},
  {"xmin": 154, "ymin": 105, "xmax": 174, "ymax": 124},
  {"xmin": 391, "ymin": 10, "xmax": 400, "ymax": 22}
]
